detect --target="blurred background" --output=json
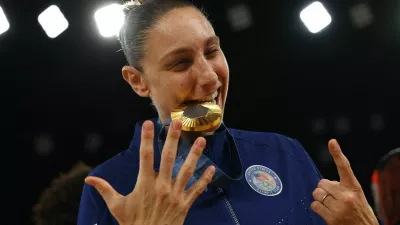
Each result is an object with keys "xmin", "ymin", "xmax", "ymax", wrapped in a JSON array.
[{"xmin": 1, "ymin": 0, "xmax": 399, "ymax": 224}]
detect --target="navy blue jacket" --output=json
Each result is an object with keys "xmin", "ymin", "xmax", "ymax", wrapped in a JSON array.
[{"xmin": 78, "ymin": 119, "xmax": 374, "ymax": 225}]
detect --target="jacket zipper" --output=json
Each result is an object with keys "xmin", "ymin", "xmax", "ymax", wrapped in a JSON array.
[{"xmin": 217, "ymin": 188, "xmax": 240, "ymax": 225}]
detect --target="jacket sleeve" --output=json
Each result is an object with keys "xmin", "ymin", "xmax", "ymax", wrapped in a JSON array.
[
  {"xmin": 289, "ymin": 139, "xmax": 327, "ymax": 224},
  {"xmin": 292, "ymin": 139, "xmax": 385, "ymax": 225},
  {"xmin": 77, "ymin": 182, "xmax": 117, "ymax": 225}
]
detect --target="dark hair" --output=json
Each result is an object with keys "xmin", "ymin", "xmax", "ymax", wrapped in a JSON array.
[
  {"xmin": 375, "ymin": 148, "xmax": 400, "ymax": 225},
  {"xmin": 119, "ymin": 0, "xmax": 199, "ymax": 71},
  {"xmin": 32, "ymin": 162, "xmax": 92, "ymax": 225},
  {"xmin": 376, "ymin": 147, "xmax": 400, "ymax": 170}
]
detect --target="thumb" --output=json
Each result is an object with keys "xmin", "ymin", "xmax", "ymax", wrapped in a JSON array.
[{"xmin": 85, "ymin": 176, "xmax": 122, "ymax": 206}]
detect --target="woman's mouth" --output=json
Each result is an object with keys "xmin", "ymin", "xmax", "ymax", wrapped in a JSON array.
[{"xmin": 182, "ymin": 88, "xmax": 220, "ymax": 105}]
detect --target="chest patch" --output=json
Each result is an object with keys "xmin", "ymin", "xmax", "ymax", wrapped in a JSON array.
[{"xmin": 245, "ymin": 165, "xmax": 283, "ymax": 196}]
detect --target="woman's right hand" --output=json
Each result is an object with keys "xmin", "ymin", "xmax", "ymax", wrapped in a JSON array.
[{"xmin": 85, "ymin": 119, "xmax": 215, "ymax": 225}]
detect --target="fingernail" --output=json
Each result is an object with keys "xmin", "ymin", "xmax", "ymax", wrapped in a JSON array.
[
  {"xmin": 143, "ymin": 121, "xmax": 153, "ymax": 131},
  {"xmin": 172, "ymin": 120, "xmax": 181, "ymax": 130},
  {"xmin": 195, "ymin": 137, "xmax": 205, "ymax": 148},
  {"xmin": 195, "ymin": 138, "xmax": 201, "ymax": 147},
  {"xmin": 84, "ymin": 177, "xmax": 92, "ymax": 185},
  {"xmin": 208, "ymin": 166, "xmax": 215, "ymax": 176}
]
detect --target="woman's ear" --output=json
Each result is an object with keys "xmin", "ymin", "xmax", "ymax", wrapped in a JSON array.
[{"xmin": 122, "ymin": 66, "xmax": 150, "ymax": 97}]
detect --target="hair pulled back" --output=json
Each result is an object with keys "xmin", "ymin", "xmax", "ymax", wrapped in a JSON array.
[{"xmin": 119, "ymin": 0, "xmax": 196, "ymax": 71}]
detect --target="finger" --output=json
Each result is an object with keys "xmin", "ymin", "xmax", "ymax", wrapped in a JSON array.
[
  {"xmin": 85, "ymin": 176, "xmax": 122, "ymax": 207},
  {"xmin": 312, "ymin": 187, "xmax": 336, "ymax": 209},
  {"xmin": 138, "ymin": 120, "xmax": 155, "ymax": 179},
  {"xmin": 311, "ymin": 201, "xmax": 333, "ymax": 224},
  {"xmin": 159, "ymin": 119, "xmax": 182, "ymax": 181},
  {"xmin": 186, "ymin": 166, "xmax": 215, "ymax": 205},
  {"xmin": 317, "ymin": 179, "xmax": 343, "ymax": 198},
  {"xmin": 174, "ymin": 137, "xmax": 206, "ymax": 191},
  {"xmin": 328, "ymin": 139, "xmax": 360, "ymax": 187}
]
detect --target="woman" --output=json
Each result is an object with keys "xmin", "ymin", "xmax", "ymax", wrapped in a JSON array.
[
  {"xmin": 371, "ymin": 148, "xmax": 400, "ymax": 225},
  {"xmin": 78, "ymin": 0, "xmax": 381, "ymax": 224}
]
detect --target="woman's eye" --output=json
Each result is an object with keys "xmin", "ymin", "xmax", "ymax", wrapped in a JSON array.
[
  {"xmin": 172, "ymin": 59, "xmax": 192, "ymax": 71},
  {"xmin": 205, "ymin": 48, "xmax": 220, "ymax": 56}
]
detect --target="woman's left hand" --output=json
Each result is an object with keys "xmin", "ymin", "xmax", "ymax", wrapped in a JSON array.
[{"xmin": 311, "ymin": 139, "xmax": 379, "ymax": 225}]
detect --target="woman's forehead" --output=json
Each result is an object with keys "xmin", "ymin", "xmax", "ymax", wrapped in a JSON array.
[{"xmin": 145, "ymin": 7, "xmax": 215, "ymax": 59}]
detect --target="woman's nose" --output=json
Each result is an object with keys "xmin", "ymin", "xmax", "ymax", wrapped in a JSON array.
[{"xmin": 196, "ymin": 59, "xmax": 218, "ymax": 90}]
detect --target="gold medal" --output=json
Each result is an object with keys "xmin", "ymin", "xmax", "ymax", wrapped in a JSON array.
[{"xmin": 171, "ymin": 101, "xmax": 222, "ymax": 132}]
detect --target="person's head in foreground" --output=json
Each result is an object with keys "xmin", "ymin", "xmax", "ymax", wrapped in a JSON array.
[
  {"xmin": 33, "ymin": 162, "xmax": 92, "ymax": 225},
  {"xmin": 120, "ymin": 0, "xmax": 228, "ymax": 133},
  {"xmin": 372, "ymin": 148, "xmax": 400, "ymax": 225},
  {"xmin": 78, "ymin": 1, "xmax": 382, "ymax": 225}
]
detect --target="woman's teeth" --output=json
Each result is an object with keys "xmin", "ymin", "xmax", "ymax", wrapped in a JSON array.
[
  {"xmin": 212, "ymin": 91, "xmax": 218, "ymax": 104},
  {"xmin": 211, "ymin": 91, "xmax": 218, "ymax": 100},
  {"xmin": 184, "ymin": 90, "xmax": 219, "ymax": 104}
]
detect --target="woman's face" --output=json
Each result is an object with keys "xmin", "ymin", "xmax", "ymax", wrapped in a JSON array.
[{"xmin": 123, "ymin": 7, "xmax": 229, "ymax": 130}]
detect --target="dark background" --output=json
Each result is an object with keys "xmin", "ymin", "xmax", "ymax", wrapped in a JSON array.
[{"xmin": 1, "ymin": 0, "xmax": 399, "ymax": 224}]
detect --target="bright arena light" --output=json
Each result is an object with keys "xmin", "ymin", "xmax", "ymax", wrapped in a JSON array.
[
  {"xmin": 94, "ymin": 4, "xmax": 125, "ymax": 38},
  {"xmin": 300, "ymin": 1, "xmax": 332, "ymax": 34},
  {"xmin": 0, "ymin": 6, "xmax": 10, "ymax": 36},
  {"xmin": 38, "ymin": 5, "xmax": 69, "ymax": 38}
]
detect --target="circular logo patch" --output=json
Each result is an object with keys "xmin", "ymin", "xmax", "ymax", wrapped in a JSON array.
[{"xmin": 245, "ymin": 165, "xmax": 283, "ymax": 196}]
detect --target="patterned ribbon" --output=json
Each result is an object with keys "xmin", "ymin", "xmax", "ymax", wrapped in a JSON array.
[{"xmin": 157, "ymin": 118, "xmax": 243, "ymax": 190}]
